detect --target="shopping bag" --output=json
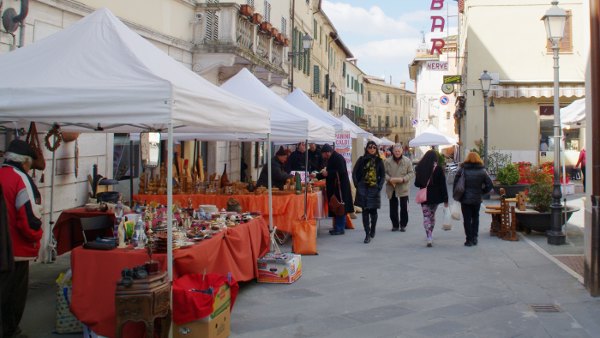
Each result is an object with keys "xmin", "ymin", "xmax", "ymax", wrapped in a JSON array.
[
  {"xmin": 442, "ymin": 207, "xmax": 452, "ymax": 230},
  {"xmin": 451, "ymin": 202, "xmax": 462, "ymax": 221},
  {"xmin": 415, "ymin": 187, "xmax": 427, "ymax": 204},
  {"xmin": 55, "ymin": 269, "xmax": 82, "ymax": 334},
  {"xmin": 293, "ymin": 218, "xmax": 317, "ymax": 255}
]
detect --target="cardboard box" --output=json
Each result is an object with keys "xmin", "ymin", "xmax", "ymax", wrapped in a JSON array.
[
  {"xmin": 173, "ymin": 307, "xmax": 230, "ymax": 338},
  {"xmin": 173, "ymin": 284, "xmax": 231, "ymax": 338},
  {"xmin": 257, "ymin": 253, "xmax": 302, "ymax": 284}
]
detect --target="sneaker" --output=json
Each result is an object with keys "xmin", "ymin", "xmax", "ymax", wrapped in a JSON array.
[
  {"xmin": 464, "ymin": 241, "xmax": 473, "ymax": 247},
  {"xmin": 426, "ymin": 240, "xmax": 433, "ymax": 247},
  {"xmin": 391, "ymin": 228, "xmax": 399, "ymax": 232},
  {"xmin": 400, "ymin": 227, "xmax": 406, "ymax": 232}
]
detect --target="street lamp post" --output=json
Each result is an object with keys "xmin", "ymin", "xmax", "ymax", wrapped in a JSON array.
[
  {"xmin": 542, "ymin": 1, "xmax": 567, "ymax": 245},
  {"xmin": 329, "ymin": 82, "xmax": 337, "ymax": 113},
  {"xmin": 479, "ymin": 70, "xmax": 492, "ymax": 169}
]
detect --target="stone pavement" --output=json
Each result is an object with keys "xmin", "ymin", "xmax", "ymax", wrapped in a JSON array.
[{"xmin": 21, "ymin": 183, "xmax": 600, "ymax": 338}]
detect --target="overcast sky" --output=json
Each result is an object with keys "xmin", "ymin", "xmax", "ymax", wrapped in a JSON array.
[{"xmin": 322, "ymin": 0, "xmax": 458, "ymax": 92}]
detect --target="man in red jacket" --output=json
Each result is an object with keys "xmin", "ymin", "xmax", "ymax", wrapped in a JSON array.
[{"xmin": 0, "ymin": 139, "xmax": 43, "ymax": 338}]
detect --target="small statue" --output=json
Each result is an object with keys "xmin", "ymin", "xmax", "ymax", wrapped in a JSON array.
[{"xmin": 117, "ymin": 219, "xmax": 127, "ymax": 248}]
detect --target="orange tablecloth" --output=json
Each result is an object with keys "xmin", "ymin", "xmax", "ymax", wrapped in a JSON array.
[
  {"xmin": 134, "ymin": 192, "xmax": 325, "ymax": 233},
  {"xmin": 70, "ymin": 217, "xmax": 269, "ymax": 338},
  {"xmin": 53, "ymin": 208, "xmax": 115, "ymax": 255}
]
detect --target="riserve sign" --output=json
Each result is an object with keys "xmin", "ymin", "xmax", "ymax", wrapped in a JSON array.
[{"xmin": 426, "ymin": 61, "xmax": 448, "ymax": 71}]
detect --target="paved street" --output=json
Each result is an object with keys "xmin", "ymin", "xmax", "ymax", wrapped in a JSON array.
[{"xmin": 22, "ymin": 182, "xmax": 600, "ymax": 338}]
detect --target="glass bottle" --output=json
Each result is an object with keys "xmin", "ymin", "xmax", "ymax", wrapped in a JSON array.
[{"xmin": 220, "ymin": 163, "xmax": 229, "ymax": 188}]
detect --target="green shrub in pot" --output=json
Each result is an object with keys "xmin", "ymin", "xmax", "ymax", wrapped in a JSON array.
[
  {"xmin": 527, "ymin": 167, "xmax": 553, "ymax": 212},
  {"xmin": 496, "ymin": 163, "xmax": 520, "ymax": 185}
]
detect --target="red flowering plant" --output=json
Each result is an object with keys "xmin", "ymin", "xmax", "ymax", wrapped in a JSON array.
[
  {"xmin": 540, "ymin": 162, "xmax": 570, "ymax": 184},
  {"xmin": 516, "ymin": 162, "xmax": 532, "ymax": 184}
]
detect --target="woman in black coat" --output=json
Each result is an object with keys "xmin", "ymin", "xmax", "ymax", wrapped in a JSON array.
[
  {"xmin": 453, "ymin": 151, "xmax": 493, "ymax": 247},
  {"xmin": 353, "ymin": 141, "xmax": 385, "ymax": 243},
  {"xmin": 414, "ymin": 149, "xmax": 448, "ymax": 247},
  {"xmin": 315, "ymin": 144, "xmax": 353, "ymax": 235}
]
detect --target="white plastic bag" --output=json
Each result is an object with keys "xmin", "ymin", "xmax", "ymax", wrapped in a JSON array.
[
  {"xmin": 451, "ymin": 202, "xmax": 462, "ymax": 221},
  {"xmin": 442, "ymin": 206, "xmax": 452, "ymax": 230}
]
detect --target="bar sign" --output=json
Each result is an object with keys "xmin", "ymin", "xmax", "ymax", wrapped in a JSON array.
[{"xmin": 443, "ymin": 75, "xmax": 462, "ymax": 84}]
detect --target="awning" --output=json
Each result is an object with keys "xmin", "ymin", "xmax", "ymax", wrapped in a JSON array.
[{"xmin": 493, "ymin": 84, "xmax": 585, "ymax": 99}]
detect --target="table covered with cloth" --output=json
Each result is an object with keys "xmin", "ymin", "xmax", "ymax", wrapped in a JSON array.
[
  {"xmin": 134, "ymin": 192, "xmax": 325, "ymax": 233},
  {"xmin": 70, "ymin": 217, "xmax": 269, "ymax": 338},
  {"xmin": 53, "ymin": 207, "xmax": 115, "ymax": 256}
]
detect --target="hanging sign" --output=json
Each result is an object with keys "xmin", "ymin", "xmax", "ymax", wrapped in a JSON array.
[
  {"xmin": 430, "ymin": 0, "xmax": 445, "ymax": 54},
  {"xmin": 443, "ymin": 75, "xmax": 462, "ymax": 84},
  {"xmin": 426, "ymin": 61, "xmax": 448, "ymax": 71},
  {"xmin": 440, "ymin": 96, "xmax": 450, "ymax": 105}
]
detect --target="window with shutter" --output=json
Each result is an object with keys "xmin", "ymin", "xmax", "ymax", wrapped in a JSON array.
[
  {"xmin": 325, "ymin": 74, "xmax": 329, "ymax": 98},
  {"xmin": 205, "ymin": 10, "xmax": 219, "ymax": 41},
  {"xmin": 343, "ymin": 62, "xmax": 346, "ymax": 77},
  {"xmin": 247, "ymin": 0, "xmax": 254, "ymax": 6},
  {"xmin": 281, "ymin": 17, "xmax": 287, "ymax": 35},
  {"xmin": 264, "ymin": 1, "xmax": 271, "ymax": 22},
  {"xmin": 313, "ymin": 66, "xmax": 320, "ymax": 94},
  {"xmin": 546, "ymin": 10, "xmax": 572, "ymax": 53}
]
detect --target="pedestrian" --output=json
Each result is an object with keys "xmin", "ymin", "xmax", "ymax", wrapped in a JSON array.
[
  {"xmin": 576, "ymin": 148, "xmax": 586, "ymax": 192},
  {"xmin": 256, "ymin": 146, "xmax": 294, "ymax": 190},
  {"xmin": 0, "ymin": 139, "xmax": 44, "ymax": 338},
  {"xmin": 453, "ymin": 151, "xmax": 493, "ymax": 247},
  {"xmin": 313, "ymin": 144, "xmax": 353, "ymax": 235},
  {"xmin": 285, "ymin": 142, "xmax": 307, "ymax": 172},
  {"xmin": 385, "ymin": 144, "xmax": 414, "ymax": 232},
  {"xmin": 307, "ymin": 143, "xmax": 323, "ymax": 172},
  {"xmin": 352, "ymin": 141, "xmax": 385, "ymax": 243},
  {"xmin": 414, "ymin": 149, "xmax": 448, "ymax": 247}
]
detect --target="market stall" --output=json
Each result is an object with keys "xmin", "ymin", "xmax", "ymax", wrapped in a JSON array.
[{"xmin": 70, "ymin": 217, "xmax": 269, "ymax": 337}]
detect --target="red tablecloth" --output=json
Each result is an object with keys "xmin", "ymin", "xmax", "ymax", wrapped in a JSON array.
[
  {"xmin": 134, "ymin": 192, "xmax": 325, "ymax": 233},
  {"xmin": 53, "ymin": 208, "xmax": 115, "ymax": 255},
  {"xmin": 70, "ymin": 217, "xmax": 269, "ymax": 338}
]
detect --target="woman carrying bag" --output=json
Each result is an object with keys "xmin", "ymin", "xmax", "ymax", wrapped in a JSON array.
[
  {"xmin": 352, "ymin": 141, "xmax": 385, "ymax": 244},
  {"xmin": 453, "ymin": 152, "xmax": 493, "ymax": 247},
  {"xmin": 414, "ymin": 150, "xmax": 448, "ymax": 247}
]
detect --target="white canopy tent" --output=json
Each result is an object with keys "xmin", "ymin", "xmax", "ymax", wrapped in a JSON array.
[
  {"xmin": 221, "ymin": 68, "xmax": 335, "ymax": 142},
  {"xmin": 409, "ymin": 125, "xmax": 458, "ymax": 147},
  {"xmin": 0, "ymin": 8, "xmax": 271, "ymax": 281},
  {"xmin": 561, "ymin": 98, "xmax": 586, "ymax": 127},
  {"xmin": 338, "ymin": 115, "xmax": 372, "ymax": 138},
  {"xmin": 284, "ymin": 88, "xmax": 348, "ymax": 134},
  {"xmin": 380, "ymin": 137, "xmax": 395, "ymax": 146}
]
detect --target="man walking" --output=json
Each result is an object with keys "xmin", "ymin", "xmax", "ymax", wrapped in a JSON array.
[{"xmin": 384, "ymin": 144, "xmax": 414, "ymax": 232}]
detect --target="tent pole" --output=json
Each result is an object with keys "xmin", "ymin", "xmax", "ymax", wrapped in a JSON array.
[
  {"xmin": 129, "ymin": 138, "xmax": 134, "ymax": 207},
  {"xmin": 45, "ymin": 143, "xmax": 57, "ymax": 263},
  {"xmin": 167, "ymin": 123, "xmax": 174, "ymax": 282},
  {"xmin": 304, "ymin": 139, "xmax": 308, "ymax": 219},
  {"xmin": 267, "ymin": 134, "xmax": 274, "ymax": 240}
]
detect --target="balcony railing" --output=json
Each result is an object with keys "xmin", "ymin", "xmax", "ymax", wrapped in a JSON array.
[
  {"xmin": 365, "ymin": 126, "xmax": 392, "ymax": 137},
  {"xmin": 343, "ymin": 109, "xmax": 368, "ymax": 128},
  {"xmin": 195, "ymin": 3, "xmax": 287, "ymax": 78}
]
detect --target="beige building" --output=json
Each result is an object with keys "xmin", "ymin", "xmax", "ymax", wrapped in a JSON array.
[
  {"xmin": 342, "ymin": 59, "xmax": 367, "ymax": 128},
  {"xmin": 457, "ymin": 0, "xmax": 587, "ymax": 166},
  {"xmin": 363, "ymin": 76, "xmax": 415, "ymax": 146}
]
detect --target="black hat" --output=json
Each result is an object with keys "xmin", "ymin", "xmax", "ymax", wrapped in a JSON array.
[
  {"xmin": 275, "ymin": 146, "xmax": 287, "ymax": 156},
  {"xmin": 6, "ymin": 139, "xmax": 37, "ymax": 160},
  {"xmin": 321, "ymin": 144, "xmax": 333, "ymax": 153}
]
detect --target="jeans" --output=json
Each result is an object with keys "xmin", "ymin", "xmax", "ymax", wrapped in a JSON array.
[
  {"xmin": 389, "ymin": 191, "xmax": 408, "ymax": 229},
  {"xmin": 334, "ymin": 214, "xmax": 346, "ymax": 233}
]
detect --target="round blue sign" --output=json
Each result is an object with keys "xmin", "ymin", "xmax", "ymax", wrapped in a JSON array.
[{"xmin": 440, "ymin": 96, "xmax": 449, "ymax": 105}]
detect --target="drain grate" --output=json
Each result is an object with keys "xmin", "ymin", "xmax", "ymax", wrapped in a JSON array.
[{"xmin": 530, "ymin": 304, "xmax": 561, "ymax": 313}]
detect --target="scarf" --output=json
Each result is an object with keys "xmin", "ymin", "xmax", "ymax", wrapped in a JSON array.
[{"xmin": 364, "ymin": 155, "xmax": 378, "ymax": 187}]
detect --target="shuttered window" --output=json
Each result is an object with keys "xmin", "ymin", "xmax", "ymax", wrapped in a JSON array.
[{"xmin": 313, "ymin": 66, "xmax": 320, "ymax": 94}]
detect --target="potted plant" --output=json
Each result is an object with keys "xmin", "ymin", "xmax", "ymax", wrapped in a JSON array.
[
  {"xmin": 239, "ymin": 4, "xmax": 254, "ymax": 17},
  {"xmin": 515, "ymin": 166, "xmax": 579, "ymax": 233},
  {"xmin": 493, "ymin": 163, "xmax": 529, "ymax": 198}
]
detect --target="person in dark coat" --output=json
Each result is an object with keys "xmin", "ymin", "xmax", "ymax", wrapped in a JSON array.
[
  {"xmin": 352, "ymin": 141, "xmax": 385, "ymax": 243},
  {"xmin": 453, "ymin": 151, "xmax": 493, "ymax": 247},
  {"xmin": 307, "ymin": 143, "xmax": 323, "ymax": 172},
  {"xmin": 256, "ymin": 146, "xmax": 294, "ymax": 190},
  {"xmin": 286, "ymin": 142, "xmax": 307, "ymax": 172},
  {"xmin": 414, "ymin": 149, "xmax": 448, "ymax": 247},
  {"xmin": 314, "ymin": 144, "xmax": 353, "ymax": 235}
]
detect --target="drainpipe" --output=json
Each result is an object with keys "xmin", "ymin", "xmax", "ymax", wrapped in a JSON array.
[{"xmin": 289, "ymin": 0, "xmax": 295, "ymax": 92}]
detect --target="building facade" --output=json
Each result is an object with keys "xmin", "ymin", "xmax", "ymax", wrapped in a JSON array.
[{"xmin": 457, "ymin": 0, "xmax": 587, "ymax": 166}]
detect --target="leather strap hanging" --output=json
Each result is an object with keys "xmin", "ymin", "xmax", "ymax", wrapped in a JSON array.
[{"xmin": 25, "ymin": 122, "xmax": 46, "ymax": 182}]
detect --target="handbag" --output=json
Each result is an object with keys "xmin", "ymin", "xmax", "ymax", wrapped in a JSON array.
[
  {"xmin": 25, "ymin": 122, "xmax": 46, "ymax": 171},
  {"xmin": 415, "ymin": 164, "xmax": 435, "ymax": 204},
  {"xmin": 453, "ymin": 168, "xmax": 465, "ymax": 201},
  {"xmin": 328, "ymin": 173, "xmax": 346, "ymax": 216}
]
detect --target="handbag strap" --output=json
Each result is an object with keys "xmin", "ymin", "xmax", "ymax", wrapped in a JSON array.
[
  {"xmin": 425, "ymin": 163, "xmax": 436, "ymax": 187},
  {"xmin": 335, "ymin": 172, "xmax": 343, "ymax": 200}
]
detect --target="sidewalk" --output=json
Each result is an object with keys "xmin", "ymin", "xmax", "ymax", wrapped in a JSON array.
[{"xmin": 22, "ymin": 184, "xmax": 599, "ymax": 338}]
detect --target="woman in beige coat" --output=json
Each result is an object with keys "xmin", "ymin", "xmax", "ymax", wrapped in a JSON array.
[{"xmin": 384, "ymin": 145, "xmax": 414, "ymax": 231}]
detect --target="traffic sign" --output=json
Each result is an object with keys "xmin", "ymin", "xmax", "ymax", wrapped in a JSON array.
[{"xmin": 440, "ymin": 96, "xmax": 449, "ymax": 105}]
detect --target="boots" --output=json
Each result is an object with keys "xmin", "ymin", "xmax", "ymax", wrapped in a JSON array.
[
  {"xmin": 363, "ymin": 224, "xmax": 371, "ymax": 243},
  {"xmin": 370, "ymin": 212, "xmax": 378, "ymax": 238},
  {"xmin": 370, "ymin": 223, "xmax": 376, "ymax": 238}
]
